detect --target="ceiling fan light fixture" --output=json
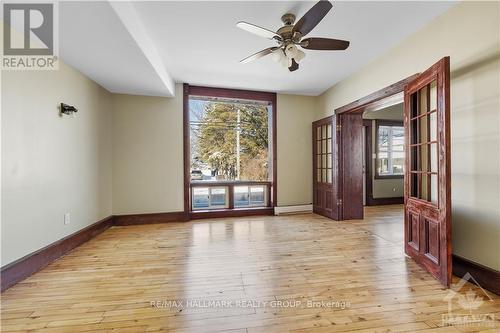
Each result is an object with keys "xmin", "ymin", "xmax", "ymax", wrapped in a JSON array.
[
  {"xmin": 236, "ymin": 0, "xmax": 349, "ymax": 72},
  {"xmin": 284, "ymin": 44, "xmax": 298, "ymax": 58},
  {"xmin": 271, "ymin": 49, "xmax": 285, "ymax": 63},
  {"xmin": 280, "ymin": 55, "xmax": 290, "ymax": 68},
  {"xmin": 294, "ymin": 49, "xmax": 306, "ymax": 63}
]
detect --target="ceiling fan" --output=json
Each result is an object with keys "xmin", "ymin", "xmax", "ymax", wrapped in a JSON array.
[{"xmin": 237, "ymin": 0, "xmax": 349, "ymax": 72}]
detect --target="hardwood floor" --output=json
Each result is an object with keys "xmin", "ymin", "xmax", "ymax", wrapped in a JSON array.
[{"xmin": 1, "ymin": 205, "xmax": 498, "ymax": 332}]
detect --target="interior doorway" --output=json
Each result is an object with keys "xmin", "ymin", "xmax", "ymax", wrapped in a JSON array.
[
  {"xmin": 363, "ymin": 102, "xmax": 405, "ymax": 207},
  {"xmin": 334, "ymin": 76, "xmax": 418, "ymax": 220},
  {"xmin": 361, "ymin": 98, "xmax": 405, "ymax": 247},
  {"xmin": 321, "ymin": 57, "xmax": 452, "ymax": 287}
]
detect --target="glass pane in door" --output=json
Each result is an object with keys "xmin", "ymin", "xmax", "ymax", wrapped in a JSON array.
[
  {"xmin": 409, "ymin": 81, "xmax": 440, "ymax": 206},
  {"xmin": 419, "ymin": 85, "xmax": 428, "ymax": 116},
  {"xmin": 429, "ymin": 80, "xmax": 437, "ymax": 111}
]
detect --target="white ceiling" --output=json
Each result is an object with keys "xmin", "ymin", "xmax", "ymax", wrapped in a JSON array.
[{"xmin": 59, "ymin": 1, "xmax": 456, "ymax": 97}]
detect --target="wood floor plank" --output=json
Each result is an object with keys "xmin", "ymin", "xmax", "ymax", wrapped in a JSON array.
[{"xmin": 1, "ymin": 205, "xmax": 498, "ymax": 332}]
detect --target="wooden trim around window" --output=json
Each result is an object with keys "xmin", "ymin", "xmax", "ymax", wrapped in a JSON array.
[
  {"xmin": 190, "ymin": 207, "xmax": 274, "ymax": 220},
  {"xmin": 272, "ymin": 93, "xmax": 277, "ymax": 208},
  {"xmin": 374, "ymin": 119, "xmax": 404, "ymax": 180},
  {"xmin": 364, "ymin": 120, "xmax": 374, "ymax": 205},
  {"xmin": 183, "ymin": 84, "xmax": 277, "ymax": 218},
  {"xmin": 188, "ymin": 85, "xmax": 276, "ymax": 102},
  {"xmin": 376, "ymin": 119, "xmax": 405, "ymax": 127},
  {"xmin": 183, "ymin": 84, "xmax": 191, "ymax": 219},
  {"xmin": 374, "ymin": 174, "xmax": 404, "ymax": 180}
]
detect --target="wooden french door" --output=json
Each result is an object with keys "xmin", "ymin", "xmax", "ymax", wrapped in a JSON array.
[
  {"xmin": 404, "ymin": 57, "xmax": 451, "ymax": 286},
  {"xmin": 312, "ymin": 116, "xmax": 339, "ymax": 219}
]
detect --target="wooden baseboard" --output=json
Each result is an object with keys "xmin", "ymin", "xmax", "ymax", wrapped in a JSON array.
[
  {"xmin": 366, "ymin": 197, "xmax": 404, "ymax": 206},
  {"xmin": 113, "ymin": 211, "xmax": 188, "ymax": 226},
  {"xmin": 1, "ymin": 215, "xmax": 113, "ymax": 292},
  {"xmin": 452, "ymin": 255, "xmax": 500, "ymax": 296},
  {"xmin": 190, "ymin": 207, "xmax": 274, "ymax": 220}
]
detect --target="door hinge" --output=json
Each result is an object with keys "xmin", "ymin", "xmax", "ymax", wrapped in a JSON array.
[
  {"xmin": 336, "ymin": 124, "xmax": 342, "ymax": 131},
  {"xmin": 337, "ymin": 199, "xmax": 343, "ymax": 206}
]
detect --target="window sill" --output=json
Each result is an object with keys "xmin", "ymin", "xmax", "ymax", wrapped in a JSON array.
[{"xmin": 189, "ymin": 207, "xmax": 274, "ymax": 220}]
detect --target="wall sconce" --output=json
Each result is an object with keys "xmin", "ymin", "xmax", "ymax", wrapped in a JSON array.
[{"xmin": 60, "ymin": 103, "xmax": 78, "ymax": 116}]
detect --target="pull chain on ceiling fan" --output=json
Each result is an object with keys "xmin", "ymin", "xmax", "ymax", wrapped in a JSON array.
[{"xmin": 237, "ymin": 0, "xmax": 350, "ymax": 72}]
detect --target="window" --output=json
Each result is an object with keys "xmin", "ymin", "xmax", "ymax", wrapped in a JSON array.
[
  {"xmin": 192, "ymin": 187, "xmax": 229, "ymax": 210},
  {"xmin": 184, "ymin": 85, "xmax": 276, "ymax": 213},
  {"xmin": 189, "ymin": 97, "xmax": 271, "ymax": 182},
  {"xmin": 376, "ymin": 122, "xmax": 404, "ymax": 178},
  {"xmin": 234, "ymin": 185, "xmax": 267, "ymax": 207}
]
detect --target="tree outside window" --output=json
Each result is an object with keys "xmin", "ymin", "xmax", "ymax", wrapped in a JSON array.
[{"xmin": 189, "ymin": 98, "xmax": 271, "ymax": 181}]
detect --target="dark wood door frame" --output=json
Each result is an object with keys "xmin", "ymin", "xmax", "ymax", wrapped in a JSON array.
[
  {"xmin": 183, "ymin": 84, "xmax": 277, "ymax": 220},
  {"xmin": 333, "ymin": 74, "xmax": 419, "ymax": 220},
  {"xmin": 364, "ymin": 120, "xmax": 405, "ymax": 206},
  {"xmin": 335, "ymin": 74, "xmax": 419, "ymax": 114}
]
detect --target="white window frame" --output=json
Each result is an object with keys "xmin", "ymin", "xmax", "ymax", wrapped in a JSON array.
[
  {"xmin": 376, "ymin": 123, "xmax": 404, "ymax": 178},
  {"xmin": 234, "ymin": 185, "xmax": 268, "ymax": 208},
  {"xmin": 192, "ymin": 186, "xmax": 229, "ymax": 210}
]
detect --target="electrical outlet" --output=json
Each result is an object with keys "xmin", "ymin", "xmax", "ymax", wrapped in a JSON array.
[{"xmin": 64, "ymin": 213, "xmax": 71, "ymax": 225}]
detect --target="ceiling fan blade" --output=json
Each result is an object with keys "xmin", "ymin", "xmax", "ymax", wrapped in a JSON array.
[
  {"xmin": 301, "ymin": 37, "xmax": 350, "ymax": 50},
  {"xmin": 236, "ymin": 21, "xmax": 281, "ymax": 40},
  {"xmin": 288, "ymin": 58, "xmax": 299, "ymax": 72},
  {"xmin": 292, "ymin": 0, "xmax": 332, "ymax": 37},
  {"xmin": 240, "ymin": 47, "xmax": 279, "ymax": 64}
]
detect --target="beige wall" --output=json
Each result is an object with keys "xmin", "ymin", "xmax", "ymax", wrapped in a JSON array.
[
  {"xmin": 111, "ymin": 86, "xmax": 184, "ymax": 215},
  {"xmin": 111, "ymin": 87, "xmax": 317, "ymax": 214},
  {"xmin": 277, "ymin": 94, "xmax": 317, "ymax": 206},
  {"xmin": 317, "ymin": 2, "xmax": 500, "ymax": 270},
  {"xmin": 1, "ymin": 62, "xmax": 113, "ymax": 265},
  {"xmin": 1, "ymin": 76, "xmax": 316, "ymax": 266}
]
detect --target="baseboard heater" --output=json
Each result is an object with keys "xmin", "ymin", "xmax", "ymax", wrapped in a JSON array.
[{"xmin": 274, "ymin": 204, "xmax": 313, "ymax": 215}]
